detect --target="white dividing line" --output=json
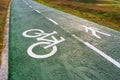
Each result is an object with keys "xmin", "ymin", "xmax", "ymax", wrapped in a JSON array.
[
  {"xmin": 72, "ymin": 34, "xmax": 120, "ymax": 68},
  {"xmin": 35, "ymin": 10, "xmax": 41, "ymax": 14},
  {"xmin": 84, "ymin": 42, "xmax": 120, "ymax": 68},
  {"xmin": 47, "ymin": 17, "xmax": 58, "ymax": 25},
  {"xmin": 29, "ymin": 5, "xmax": 32, "ymax": 8},
  {"xmin": 72, "ymin": 34, "xmax": 84, "ymax": 43}
]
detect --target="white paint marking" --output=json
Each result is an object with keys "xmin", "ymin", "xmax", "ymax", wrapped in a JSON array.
[
  {"xmin": 37, "ymin": 31, "xmax": 57, "ymax": 41},
  {"xmin": 35, "ymin": 10, "xmax": 41, "ymax": 13},
  {"xmin": 23, "ymin": 29, "xmax": 65, "ymax": 59},
  {"xmin": 84, "ymin": 42, "xmax": 120, "ymax": 68},
  {"xmin": 47, "ymin": 18, "xmax": 58, "ymax": 25},
  {"xmin": 27, "ymin": 42, "xmax": 57, "ymax": 58},
  {"xmin": 29, "ymin": 5, "xmax": 32, "ymax": 8},
  {"xmin": 82, "ymin": 25, "xmax": 111, "ymax": 39},
  {"xmin": 22, "ymin": 29, "xmax": 45, "ymax": 38},
  {"xmin": 97, "ymin": 31, "xmax": 111, "ymax": 36},
  {"xmin": 72, "ymin": 34, "xmax": 84, "ymax": 43},
  {"xmin": 44, "ymin": 36, "xmax": 65, "ymax": 49},
  {"xmin": 72, "ymin": 34, "xmax": 120, "ymax": 68}
]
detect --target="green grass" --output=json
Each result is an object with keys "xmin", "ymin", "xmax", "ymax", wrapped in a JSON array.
[{"xmin": 35, "ymin": 0, "xmax": 120, "ymax": 31}]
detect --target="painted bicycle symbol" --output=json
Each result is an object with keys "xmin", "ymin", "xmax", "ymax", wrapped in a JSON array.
[{"xmin": 22, "ymin": 29, "xmax": 65, "ymax": 59}]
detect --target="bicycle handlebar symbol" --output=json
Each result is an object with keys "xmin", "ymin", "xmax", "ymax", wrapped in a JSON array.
[{"xmin": 22, "ymin": 29, "xmax": 65, "ymax": 59}]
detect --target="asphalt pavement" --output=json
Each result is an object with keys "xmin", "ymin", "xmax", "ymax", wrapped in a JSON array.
[{"xmin": 9, "ymin": 0, "xmax": 120, "ymax": 80}]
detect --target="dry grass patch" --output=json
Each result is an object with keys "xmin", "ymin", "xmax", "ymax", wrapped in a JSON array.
[
  {"xmin": 35, "ymin": 0, "xmax": 120, "ymax": 31},
  {"xmin": 0, "ymin": 0, "xmax": 10, "ymax": 65}
]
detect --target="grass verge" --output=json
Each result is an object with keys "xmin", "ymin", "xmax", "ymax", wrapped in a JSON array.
[
  {"xmin": 35, "ymin": 0, "xmax": 120, "ymax": 31},
  {"xmin": 0, "ymin": 0, "xmax": 10, "ymax": 65}
]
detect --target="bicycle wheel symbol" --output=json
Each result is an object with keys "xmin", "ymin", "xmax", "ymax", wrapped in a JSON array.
[
  {"xmin": 27, "ymin": 42, "xmax": 57, "ymax": 58},
  {"xmin": 22, "ymin": 29, "xmax": 46, "ymax": 38}
]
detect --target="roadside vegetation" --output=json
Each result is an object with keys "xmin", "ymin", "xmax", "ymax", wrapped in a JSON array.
[
  {"xmin": 0, "ymin": 0, "xmax": 10, "ymax": 65},
  {"xmin": 35, "ymin": 0, "xmax": 120, "ymax": 31}
]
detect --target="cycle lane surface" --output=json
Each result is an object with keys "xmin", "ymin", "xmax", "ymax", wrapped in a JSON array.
[{"xmin": 9, "ymin": 0, "xmax": 120, "ymax": 80}]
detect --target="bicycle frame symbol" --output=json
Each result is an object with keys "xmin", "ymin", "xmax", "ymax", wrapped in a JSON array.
[{"xmin": 22, "ymin": 29, "xmax": 65, "ymax": 59}]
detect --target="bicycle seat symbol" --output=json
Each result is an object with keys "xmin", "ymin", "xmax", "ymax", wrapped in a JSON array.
[{"xmin": 22, "ymin": 29, "xmax": 65, "ymax": 59}]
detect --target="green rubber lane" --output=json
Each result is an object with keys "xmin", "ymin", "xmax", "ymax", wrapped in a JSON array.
[{"xmin": 9, "ymin": 0, "xmax": 120, "ymax": 80}]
